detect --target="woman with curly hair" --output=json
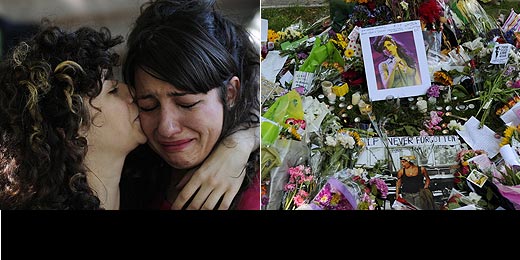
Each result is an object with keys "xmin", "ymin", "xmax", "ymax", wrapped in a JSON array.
[
  {"xmin": 0, "ymin": 23, "xmax": 257, "ymax": 209},
  {"xmin": 0, "ymin": 25, "xmax": 138, "ymax": 209}
]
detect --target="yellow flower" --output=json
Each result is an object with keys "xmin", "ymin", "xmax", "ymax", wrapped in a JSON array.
[
  {"xmin": 267, "ymin": 29, "xmax": 279, "ymax": 43},
  {"xmin": 350, "ymin": 130, "xmax": 365, "ymax": 147},
  {"xmin": 336, "ymin": 33, "xmax": 347, "ymax": 49},
  {"xmin": 320, "ymin": 194, "xmax": 330, "ymax": 203},
  {"xmin": 330, "ymin": 193, "xmax": 341, "ymax": 205},
  {"xmin": 501, "ymin": 126, "xmax": 515, "ymax": 145},
  {"xmin": 433, "ymin": 71, "xmax": 453, "ymax": 86},
  {"xmin": 358, "ymin": 0, "xmax": 368, "ymax": 3},
  {"xmin": 500, "ymin": 125, "xmax": 520, "ymax": 147},
  {"xmin": 344, "ymin": 49, "xmax": 354, "ymax": 58}
]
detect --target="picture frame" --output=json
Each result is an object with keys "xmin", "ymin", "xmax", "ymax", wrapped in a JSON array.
[
  {"xmin": 467, "ymin": 169, "xmax": 488, "ymax": 188},
  {"xmin": 359, "ymin": 20, "xmax": 431, "ymax": 101}
]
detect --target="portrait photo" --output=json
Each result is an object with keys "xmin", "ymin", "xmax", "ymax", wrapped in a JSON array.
[
  {"xmin": 360, "ymin": 20, "xmax": 431, "ymax": 101},
  {"xmin": 467, "ymin": 169, "xmax": 488, "ymax": 188}
]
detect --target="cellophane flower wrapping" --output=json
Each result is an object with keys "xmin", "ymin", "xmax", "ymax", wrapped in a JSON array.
[
  {"xmin": 309, "ymin": 177, "xmax": 358, "ymax": 210},
  {"xmin": 310, "ymin": 113, "xmax": 365, "ymax": 181},
  {"xmin": 441, "ymin": 188, "xmax": 485, "ymax": 210},
  {"xmin": 392, "ymin": 196, "xmax": 419, "ymax": 210},
  {"xmin": 262, "ymin": 138, "xmax": 310, "ymax": 210},
  {"xmin": 491, "ymin": 164, "xmax": 520, "ymax": 210},
  {"xmin": 492, "ymin": 181, "xmax": 520, "ymax": 210},
  {"xmin": 261, "ymin": 90, "xmax": 304, "ymax": 146},
  {"xmin": 282, "ymin": 165, "xmax": 317, "ymax": 210}
]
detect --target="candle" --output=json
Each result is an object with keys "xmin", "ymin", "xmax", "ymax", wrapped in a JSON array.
[
  {"xmin": 321, "ymin": 81, "xmax": 333, "ymax": 95},
  {"xmin": 327, "ymin": 92, "xmax": 337, "ymax": 104},
  {"xmin": 351, "ymin": 92, "xmax": 361, "ymax": 105}
]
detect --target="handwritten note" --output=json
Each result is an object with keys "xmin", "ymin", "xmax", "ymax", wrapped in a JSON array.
[
  {"xmin": 456, "ymin": 116, "xmax": 501, "ymax": 158},
  {"xmin": 260, "ymin": 51, "xmax": 288, "ymax": 83}
]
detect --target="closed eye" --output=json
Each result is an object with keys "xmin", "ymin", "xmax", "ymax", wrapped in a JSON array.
[
  {"xmin": 139, "ymin": 105, "xmax": 158, "ymax": 112},
  {"xmin": 108, "ymin": 80, "xmax": 120, "ymax": 94},
  {"xmin": 179, "ymin": 101, "xmax": 200, "ymax": 109},
  {"xmin": 136, "ymin": 98, "xmax": 159, "ymax": 112},
  {"xmin": 109, "ymin": 87, "xmax": 119, "ymax": 94}
]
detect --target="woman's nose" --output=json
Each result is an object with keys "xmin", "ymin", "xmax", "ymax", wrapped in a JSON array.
[{"xmin": 157, "ymin": 106, "xmax": 181, "ymax": 137}]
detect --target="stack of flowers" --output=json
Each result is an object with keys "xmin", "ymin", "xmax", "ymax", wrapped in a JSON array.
[
  {"xmin": 294, "ymin": 167, "xmax": 390, "ymax": 210},
  {"xmin": 261, "ymin": 0, "xmax": 520, "ymax": 209}
]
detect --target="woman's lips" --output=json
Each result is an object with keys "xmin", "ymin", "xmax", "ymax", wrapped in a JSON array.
[{"xmin": 159, "ymin": 139, "xmax": 193, "ymax": 152}]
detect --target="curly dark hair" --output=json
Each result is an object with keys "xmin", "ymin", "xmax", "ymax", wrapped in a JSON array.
[
  {"xmin": 0, "ymin": 25, "xmax": 123, "ymax": 209},
  {"xmin": 120, "ymin": 0, "xmax": 259, "ymax": 209}
]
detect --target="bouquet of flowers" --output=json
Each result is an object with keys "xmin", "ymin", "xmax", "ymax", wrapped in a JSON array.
[
  {"xmin": 334, "ymin": 167, "xmax": 389, "ymax": 210},
  {"xmin": 312, "ymin": 111, "xmax": 366, "ymax": 176},
  {"xmin": 489, "ymin": 148, "xmax": 520, "ymax": 209},
  {"xmin": 454, "ymin": 148, "xmax": 487, "ymax": 188},
  {"xmin": 352, "ymin": 169, "xmax": 389, "ymax": 210},
  {"xmin": 313, "ymin": 125, "xmax": 365, "ymax": 179},
  {"xmin": 356, "ymin": 180, "xmax": 387, "ymax": 210},
  {"xmin": 307, "ymin": 177, "xmax": 358, "ymax": 210},
  {"xmin": 282, "ymin": 165, "xmax": 317, "ymax": 210},
  {"xmin": 441, "ymin": 189, "xmax": 486, "ymax": 210}
]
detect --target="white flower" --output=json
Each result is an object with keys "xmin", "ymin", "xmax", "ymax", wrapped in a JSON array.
[
  {"xmin": 325, "ymin": 135, "xmax": 337, "ymax": 147},
  {"xmin": 352, "ymin": 167, "xmax": 365, "ymax": 177},
  {"xmin": 467, "ymin": 192, "xmax": 482, "ymax": 204},
  {"xmin": 416, "ymin": 99, "xmax": 428, "ymax": 113},
  {"xmin": 337, "ymin": 132, "xmax": 355, "ymax": 149},
  {"xmin": 447, "ymin": 120, "xmax": 464, "ymax": 131},
  {"xmin": 399, "ymin": 1, "xmax": 408, "ymax": 10},
  {"xmin": 509, "ymin": 48, "xmax": 520, "ymax": 64}
]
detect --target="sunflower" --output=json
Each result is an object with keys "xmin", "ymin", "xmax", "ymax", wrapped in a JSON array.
[
  {"xmin": 344, "ymin": 48, "xmax": 355, "ymax": 58},
  {"xmin": 501, "ymin": 124, "xmax": 520, "ymax": 147},
  {"xmin": 433, "ymin": 71, "xmax": 453, "ymax": 86},
  {"xmin": 267, "ymin": 29, "xmax": 279, "ymax": 43}
]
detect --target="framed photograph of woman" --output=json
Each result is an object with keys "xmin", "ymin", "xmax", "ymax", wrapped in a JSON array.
[{"xmin": 360, "ymin": 20, "xmax": 430, "ymax": 101}]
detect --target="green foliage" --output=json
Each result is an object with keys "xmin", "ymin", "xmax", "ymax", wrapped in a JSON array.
[{"xmin": 261, "ymin": 5, "xmax": 330, "ymax": 32}]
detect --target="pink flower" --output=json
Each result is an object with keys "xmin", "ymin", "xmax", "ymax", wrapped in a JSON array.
[
  {"xmin": 427, "ymin": 84, "xmax": 441, "ymax": 98},
  {"xmin": 369, "ymin": 178, "xmax": 389, "ymax": 198}
]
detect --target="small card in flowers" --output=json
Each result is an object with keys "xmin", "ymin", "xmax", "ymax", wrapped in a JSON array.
[
  {"xmin": 291, "ymin": 71, "xmax": 314, "ymax": 95},
  {"xmin": 467, "ymin": 169, "xmax": 488, "ymax": 188},
  {"xmin": 490, "ymin": 44, "xmax": 512, "ymax": 65}
]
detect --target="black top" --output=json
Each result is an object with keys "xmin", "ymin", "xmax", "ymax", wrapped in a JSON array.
[{"xmin": 401, "ymin": 167, "xmax": 423, "ymax": 193}]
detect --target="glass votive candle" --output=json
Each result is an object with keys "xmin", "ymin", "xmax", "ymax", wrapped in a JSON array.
[{"xmin": 327, "ymin": 92, "xmax": 337, "ymax": 104}]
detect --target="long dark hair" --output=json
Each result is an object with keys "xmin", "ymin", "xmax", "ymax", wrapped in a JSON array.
[
  {"xmin": 121, "ymin": 0, "xmax": 259, "ymax": 209},
  {"xmin": 375, "ymin": 34, "xmax": 417, "ymax": 69},
  {"xmin": 0, "ymin": 25, "xmax": 123, "ymax": 209},
  {"xmin": 124, "ymin": 0, "xmax": 259, "ymax": 140}
]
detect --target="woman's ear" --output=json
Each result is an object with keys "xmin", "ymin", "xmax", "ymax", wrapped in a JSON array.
[{"xmin": 226, "ymin": 76, "xmax": 240, "ymax": 109}]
